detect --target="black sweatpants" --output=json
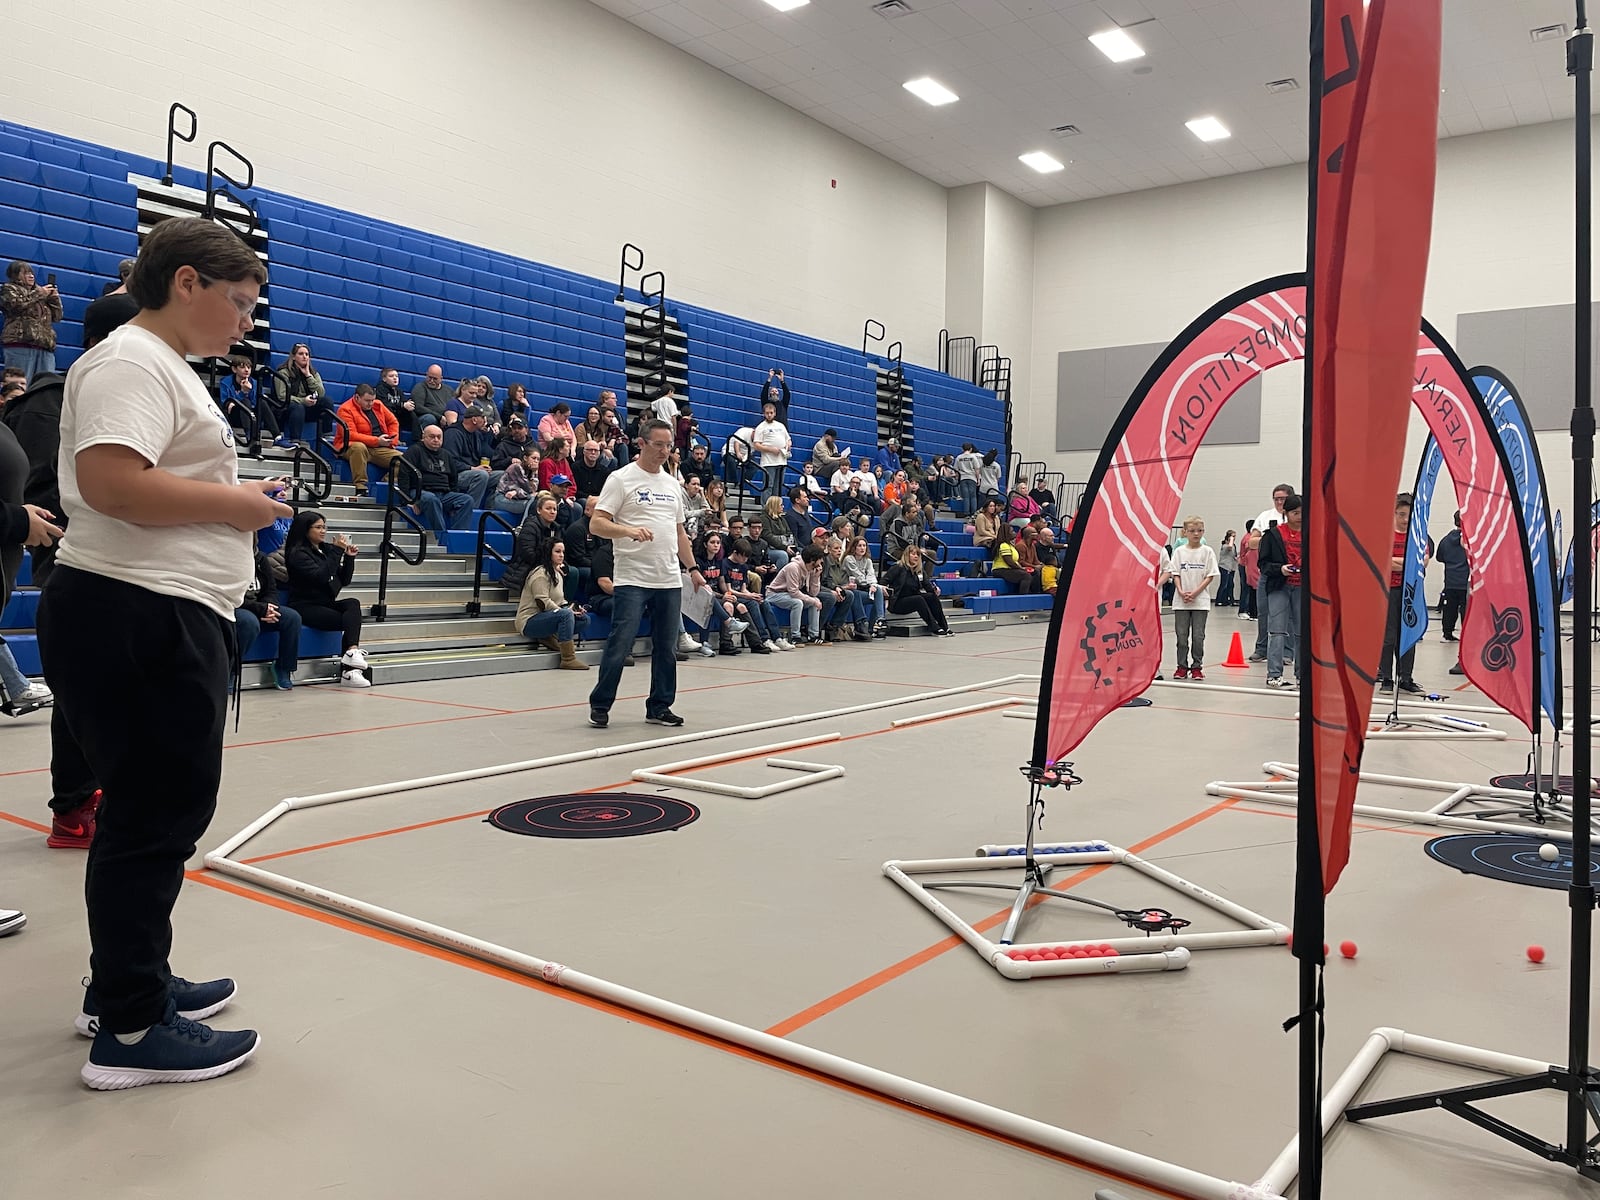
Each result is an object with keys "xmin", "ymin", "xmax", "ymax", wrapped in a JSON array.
[
  {"xmin": 37, "ymin": 566, "xmax": 230, "ymax": 1034},
  {"xmin": 1440, "ymin": 587, "xmax": 1467, "ymax": 637},
  {"xmin": 294, "ymin": 597, "xmax": 362, "ymax": 652},
  {"xmin": 1378, "ymin": 583, "xmax": 1416, "ymax": 684},
  {"xmin": 890, "ymin": 591, "xmax": 948, "ymax": 632}
]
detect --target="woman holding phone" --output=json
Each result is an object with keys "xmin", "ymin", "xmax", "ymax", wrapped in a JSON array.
[
  {"xmin": 0, "ymin": 261, "xmax": 64, "ymax": 380},
  {"xmin": 283, "ymin": 510, "xmax": 370, "ymax": 686}
]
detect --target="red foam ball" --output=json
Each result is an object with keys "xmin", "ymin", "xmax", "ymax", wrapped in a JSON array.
[
  {"xmin": 1339, "ymin": 940, "xmax": 1358, "ymax": 960},
  {"xmin": 1528, "ymin": 945, "xmax": 1547, "ymax": 964}
]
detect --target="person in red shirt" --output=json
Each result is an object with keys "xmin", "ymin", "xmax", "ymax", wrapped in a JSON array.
[
  {"xmin": 1377, "ymin": 493, "xmax": 1421, "ymax": 693},
  {"xmin": 333, "ymin": 384, "xmax": 401, "ymax": 498}
]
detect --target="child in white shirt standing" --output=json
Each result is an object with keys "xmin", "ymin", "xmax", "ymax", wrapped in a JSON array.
[{"xmin": 1169, "ymin": 515, "xmax": 1219, "ymax": 680}]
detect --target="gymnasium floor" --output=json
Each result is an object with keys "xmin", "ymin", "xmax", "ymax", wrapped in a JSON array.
[{"xmin": 0, "ymin": 616, "xmax": 1590, "ymax": 1200}]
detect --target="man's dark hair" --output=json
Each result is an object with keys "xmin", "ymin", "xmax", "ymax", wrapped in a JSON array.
[
  {"xmin": 1395, "ymin": 492, "xmax": 1413, "ymax": 508},
  {"xmin": 3, "ymin": 366, "xmax": 27, "ymax": 381},
  {"xmin": 128, "ymin": 217, "xmax": 267, "ymax": 310},
  {"xmin": 799, "ymin": 544, "xmax": 824, "ymax": 564},
  {"xmin": 639, "ymin": 417, "xmax": 673, "ymax": 442},
  {"xmin": 228, "ymin": 355, "xmax": 252, "ymax": 370},
  {"xmin": 5, "ymin": 260, "xmax": 30, "ymax": 283},
  {"xmin": 1283, "ymin": 494, "xmax": 1303, "ymax": 514},
  {"xmin": 380, "ymin": 365, "xmax": 398, "ymax": 376},
  {"xmin": 82, "ymin": 292, "xmax": 139, "ymax": 348},
  {"xmin": 729, "ymin": 538, "xmax": 754, "ymax": 558},
  {"xmin": 789, "ymin": 487, "xmax": 805, "ymax": 502},
  {"xmin": 823, "ymin": 428, "xmax": 836, "ymax": 438},
  {"xmin": 354, "ymin": 383, "xmax": 376, "ymax": 398}
]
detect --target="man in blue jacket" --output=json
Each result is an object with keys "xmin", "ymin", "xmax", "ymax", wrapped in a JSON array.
[{"xmin": 441, "ymin": 406, "xmax": 502, "ymax": 507}]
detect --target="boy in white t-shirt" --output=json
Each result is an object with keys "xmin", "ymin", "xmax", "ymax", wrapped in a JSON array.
[
  {"xmin": 751, "ymin": 400, "xmax": 790, "ymax": 500},
  {"xmin": 38, "ymin": 218, "xmax": 290, "ymax": 1090},
  {"xmin": 1169, "ymin": 515, "xmax": 1219, "ymax": 680}
]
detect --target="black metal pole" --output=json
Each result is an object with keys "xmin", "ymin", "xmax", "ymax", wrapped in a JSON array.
[
  {"xmin": 1566, "ymin": 2, "xmax": 1595, "ymax": 1162},
  {"xmin": 1293, "ymin": 3, "xmax": 1329, "ymax": 1196}
]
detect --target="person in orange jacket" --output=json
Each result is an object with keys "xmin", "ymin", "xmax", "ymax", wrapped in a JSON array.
[{"xmin": 333, "ymin": 384, "xmax": 401, "ymax": 497}]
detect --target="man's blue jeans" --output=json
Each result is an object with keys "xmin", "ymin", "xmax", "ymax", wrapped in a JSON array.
[
  {"xmin": 588, "ymin": 585, "xmax": 683, "ymax": 717},
  {"xmin": 234, "ymin": 605, "xmax": 303, "ymax": 671}
]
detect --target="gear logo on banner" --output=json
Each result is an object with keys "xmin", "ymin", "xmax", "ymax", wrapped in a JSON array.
[
  {"xmin": 1481, "ymin": 604, "xmax": 1525, "ymax": 673},
  {"xmin": 1079, "ymin": 600, "xmax": 1143, "ymax": 688}
]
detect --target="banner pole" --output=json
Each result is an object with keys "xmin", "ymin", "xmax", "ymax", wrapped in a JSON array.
[
  {"xmin": 1294, "ymin": 3, "xmax": 1328, "ymax": 1197},
  {"xmin": 1565, "ymin": 0, "xmax": 1595, "ymax": 1160}
]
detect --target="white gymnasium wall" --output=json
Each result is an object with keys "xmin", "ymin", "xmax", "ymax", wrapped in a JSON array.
[
  {"xmin": 1028, "ymin": 120, "xmax": 1587, "ymax": 549},
  {"xmin": 980, "ymin": 185, "xmax": 1035, "ymax": 426},
  {"xmin": 8, "ymin": 0, "xmax": 948, "ymax": 363}
]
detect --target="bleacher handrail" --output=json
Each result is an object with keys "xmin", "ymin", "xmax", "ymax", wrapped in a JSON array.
[
  {"xmin": 464, "ymin": 508, "xmax": 521, "ymax": 618},
  {"xmin": 940, "ymin": 332, "xmax": 977, "ymax": 383},
  {"xmin": 724, "ymin": 430, "xmax": 762, "ymax": 515},
  {"xmin": 615, "ymin": 242, "xmax": 644, "ymax": 302},
  {"xmin": 286, "ymin": 441, "xmax": 333, "ymax": 509},
  {"xmin": 372, "ymin": 456, "xmax": 429, "ymax": 622},
  {"xmin": 203, "ymin": 140, "xmax": 258, "ymax": 239},
  {"xmin": 163, "ymin": 103, "xmax": 197, "ymax": 188},
  {"xmin": 862, "ymin": 319, "xmax": 885, "ymax": 358}
]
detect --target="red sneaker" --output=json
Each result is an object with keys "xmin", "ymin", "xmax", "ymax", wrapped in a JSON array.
[
  {"xmin": 47, "ymin": 790, "xmax": 102, "ymax": 849},
  {"xmin": 1174, "ymin": 667, "xmax": 1190, "ymax": 680},
  {"xmin": 1191, "ymin": 669, "xmax": 1205, "ymax": 682}
]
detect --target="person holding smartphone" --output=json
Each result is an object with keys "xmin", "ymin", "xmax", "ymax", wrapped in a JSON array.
[
  {"xmin": 1256, "ymin": 494, "xmax": 1303, "ymax": 689},
  {"xmin": 36, "ymin": 218, "xmax": 289, "ymax": 1089},
  {"xmin": 0, "ymin": 261, "xmax": 64, "ymax": 381}
]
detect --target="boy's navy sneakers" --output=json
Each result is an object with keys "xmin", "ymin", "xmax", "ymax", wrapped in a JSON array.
[
  {"xmin": 76, "ymin": 975, "xmax": 237, "ymax": 1038},
  {"xmin": 81, "ymin": 997, "xmax": 258, "ymax": 1091}
]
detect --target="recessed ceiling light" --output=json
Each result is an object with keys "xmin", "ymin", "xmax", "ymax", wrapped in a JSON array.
[
  {"xmin": 760, "ymin": 0, "xmax": 808, "ymax": 11},
  {"xmin": 903, "ymin": 76, "xmax": 959, "ymax": 106},
  {"xmin": 1265, "ymin": 78, "xmax": 1300, "ymax": 94},
  {"xmin": 1019, "ymin": 151, "xmax": 1065, "ymax": 174},
  {"xmin": 1531, "ymin": 23, "xmax": 1570, "ymax": 42},
  {"xmin": 1186, "ymin": 115, "xmax": 1231, "ymax": 142},
  {"xmin": 1088, "ymin": 28, "xmax": 1145, "ymax": 63}
]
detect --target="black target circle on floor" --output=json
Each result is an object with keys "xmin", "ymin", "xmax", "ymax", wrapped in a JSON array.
[
  {"xmin": 1489, "ymin": 773, "xmax": 1600, "ymax": 797},
  {"xmin": 1121, "ymin": 696, "xmax": 1154, "ymax": 708},
  {"xmin": 486, "ymin": 794, "xmax": 700, "ymax": 839},
  {"xmin": 1424, "ymin": 833, "xmax": 1595, "ymax": 890}
]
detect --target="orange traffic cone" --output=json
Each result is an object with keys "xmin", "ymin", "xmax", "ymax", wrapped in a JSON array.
[{"xmin": 1222, "ymin": 631, "xmax": 1249, "ymax": 669}]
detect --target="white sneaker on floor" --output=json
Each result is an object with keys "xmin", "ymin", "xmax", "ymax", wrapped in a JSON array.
[
  {"xmin": 340, "ymin": 647, "xmax": 369, "ymax": 669},
  {"xmin": 340, "ymin": 668, "xmax": 372, "ymax": 688},
  {"xmin": 775, "ymin": 638, "xmax": 795, "ymax": 651},
  {"xmin": 725, "ymin": 618, "xmax": 750, "ymax": 635},
  {"xmin": 696, "ymin": 643, "xmax": 716, "ymax": 658},
  {"xmin": 677, "ymin": 632, "xmax": 701, "ymax": 653},
  {"xmin": 0, "ymin": 908, "xmax": 25, "ymax": 937},
  {"xmin": 762, "ymin": 640, "xmax": 779, "ymax": 652}
]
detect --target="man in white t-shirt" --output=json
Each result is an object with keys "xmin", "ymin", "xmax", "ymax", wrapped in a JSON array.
[
  {"xmin": 752, "ymin": 400, "xmax": 790, "ymax": 500},
  {"xmin": 587, "ymin": 417, "xmax": 706, "ymax": 729},
  {"xmin": 1248, "ymin": 482, "xmax": 1294, "ymax": 660},
  {"xmin": 648, "ymin": 385, "xmax": 679, "ymax": 427},
  {"xmin": 1168, "ymin": 515, "xmax": 1220, "ymax": 681},
  {"xmin": 37, "ymin": 217, "xmax": 290, "ymax": 1090}
]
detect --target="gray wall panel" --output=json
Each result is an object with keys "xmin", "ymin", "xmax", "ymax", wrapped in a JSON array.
[
  {"xmin": 1057, "ymin": 342, "xmax": 1262, "ymax": 454},
  {"xmin": 1456, "ymin": 303, "xmax": 1600, "ymax": 431}
]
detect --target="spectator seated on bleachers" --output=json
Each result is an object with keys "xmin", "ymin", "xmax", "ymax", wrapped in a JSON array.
[
  {"xmin": 574, "ymin": 404, "xmax": 622, "ymax": 465},
  {"xmin": 1037, "ymin": 527, "xmax": 1061, "ymax": 594},
  {"xmin": 682, "ymin": 474, "xmax": 709, "ymax": 538},
  {"xmin": 797, "ymin": 461, "xmax": 831, "ymax": 510},
  {"xmin": 991, "ymin": 525, "xmax": 1040, "ymax": 595},
  {"xmin": 811, "ymin": 428, "xmax": 849, "ymax": 479},
  {"xmin": 570, "ymin": 438, "xmax": 611, "ymax": 501},
  {"xmin": 691, "ymin": 529, "xmax": 745, "ymax": 657},
  {"xmin": 537, "ymin": 401, "xmax": 576, "ymax": 452},
  {"xmin": 444, "ymin": 378, "xmax": 477, "ymax": 426},
  {"xmin": 376, "ymin": 367, "xmax": 412, "ymax": 434},
  {"xmin": 722, "ymin": 538, "xmax": 780, "ymax": 653},
  {"xmin": 875, "ymin": 438, "xmax": 902, "ymax": 477},
  {"xmin": 703, "ymin": 479, "xmax": 728, "ymax": 530},
  {"xmin": 410, "ymin": 364, "xmax": 450, "ymax": 430},
  {"xmin": 491, "ymin": 415, "xmax": 535, "ymax": 470},
  {"xmin": 271, "ymin": 342, "xmax": 334, "ymax": 448},
  {"xmin": 881, "ymin": 470, "xmax": 909, "ymax": 507},
  {"xmin": 766, "ymin": 542, "xmax": 824, "ymax": 645},
  {"xmin": 538, "ymin": 436, "xmax": 574, "ymax": 492},
  {"xmin": 283, "ymin": 511, "xmax": 370, "ymax": 687},
  {"xmin": 681, "ymin": 442, "xmax": 715, "ymax": 489},
  {"xmin": 514, "ymin": 538, "xmax": 588, "ymax": 669},
  {"xmin": 783, "ymin": 487, "xmax": 819, "ymax": 549},
  {"xmin": 820, "ymin": 536, "xmax": 871, "ymax": 642},
  {"xmin": 441, "ymin": 405, "xmax": 502, "ymax": 506},
  {"xmin": 1028, "ymin": 475, "xmax": 1059, "ymax": 520},
  {"xmin": 834, "ymin": 476, "xmax": 877, "ymax": 533},
  {"xmin": 491, "ymin": 444, "xmax": 538, "ymax": 517},
  {"xmin": 219, "ymin": 355, "xmax": 277, "ymax": 441},
  {"xmin": 500, "ymin": 491, "xmax": 562, "ymax": 599},
  {"xmin": 564, "ymin": 496, "xmax": 599, "ymax": 600},
  {"xmin": 973, "ymin": 499, "xmax": 1003, "ymax": 559},
  {"xmin": 883, "ymin": 546, "xmax": 952, "ymax": 635},
  {"xmin": 549, "ymin": 475, "xmax": 582, "ymax": 530},
  {"xmin": 843, "ymin": 535, "xmax": 888, "ymax": 636},
  {"xmin": 750, "ymin": 506, "xmax": 790, "ymax": 573},
  {"xmin": 0, "ymin": 260, "xmax": 63, "ymax": 380},
  {"xmin": 497, "ymin": 382, "xmax": 532, "ymax": 428},
  {"xmin": 1008, "ymin": 487, "xmax": 1044, "ymax": 528},
  {"xmin": 597, "ymin": 390, "xmax": 631, "ymax": 464},
  {"xmin": 333, "ymin": 384, "xmax": 401, "ymax": 499},
  {"xmin": 400, "ymin": 423, "xmax": 473, "ymax": 546},
  {"xmin": 235, "ymin": 544, "xmax": 301, "ymax": 691}
]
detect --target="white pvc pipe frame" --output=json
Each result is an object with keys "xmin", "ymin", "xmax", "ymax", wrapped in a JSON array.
[
  {"xmin": 1207, "ymin": 760, "xmax": 1600, "ymax": 842},
  {"xmin": 880, "ymin": 846, "xmax": 1288, "ymax": 980},
  {"xmin": 631, "ymin": 734, "xmax": 847, "ymax": 800},
  {"xmin": 203, "ymin": 672, "xmax": 1316, "ymax": 1199}
]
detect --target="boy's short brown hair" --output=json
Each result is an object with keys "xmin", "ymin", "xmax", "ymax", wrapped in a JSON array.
[{"xmin": 129, "ymin": 217, "xmax": 267, "ymax": 310}]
